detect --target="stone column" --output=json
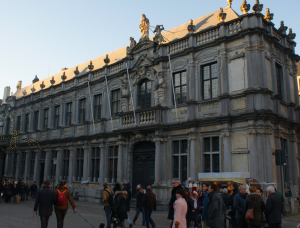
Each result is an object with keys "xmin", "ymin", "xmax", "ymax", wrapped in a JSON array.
[
  {"xmin": 48, "ymin": 104, "xmax": 53, "ymax": 129},
  {"xmin": 117, "ymin": 141, "xmax": 125, "ymax": 183},
  {"xmin": 220, "ymin": 48, "xmax": 229, "ymax": 94},
  {"xmin": 83, "ymin": 145, "xmax": 89, "ymax": 181},
  {"xmin": 29, "ymin": 111, "xmax": 34, "ymax": 132},
  {"xmin": 38, "ymin": 107, "xmax": 43, "ymax": 130},
  {"xmin": 15, "ymin": 151, "xmax": 22, "ymax": 180},
  {"xmin": 55, "ymin": 148, "xmax": 63, "ymax": 185},
  {"xmin": 264, "ymin": 131, "xmax": 274, "ymax": 183},
  {"xmin": 154, "ymin": 137, "xmax": 163, "ymax": 185},
  {"xmin": 102, "ymin": 88, "xmax": 108, "ymax": 118},
  {"xmin": 24, "ymin": 150, "xmax": 30, "ymax": 183},
  {"xmin": 288, "ymin": 134, "xmax": 299, "ymax": 186},
  {"xmin": 59, "ymin": 101, "xmax": 64, "ymax": 127},
  {"xmin": 71, "ymin": 97, "xmax": 77, "ymax": 125},
  {"xmin": 68, "ymin": 147, "xmax": 76, "ymax": 186},
  {"xmin": 249, "ymin": 130, "xmax": 259, "ymax": 180},
  {"xmin": 33, "ymin": 150, "xmax": 40, "ymax": 184},
  {"xmin": 189, "ymin": 130, "xmax": 198, "ymax": 180},
  {"xmin": 44, "ymin": 149, "xmax": 51, "ymax": 181},
  {"xmin": 99, "ymin": 143, "xmax": 106, "ymax": 187},
  {"xmin": 188, "ymin": 59, "xmax": 196, "ymax": 100},
  {"xmin": 4, "ymin": 151, "xmax": 10, "ymax": 177},
  {"xmin": 222, "ymin": 132, "xmax": 232, "ymax": 172}
]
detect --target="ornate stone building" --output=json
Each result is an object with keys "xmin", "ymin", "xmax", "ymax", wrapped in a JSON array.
[{"xmin": 0, "ymin": 3, "xmax": 299, "ymax": 207}]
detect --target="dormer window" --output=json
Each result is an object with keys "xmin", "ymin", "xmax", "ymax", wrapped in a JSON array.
[{"xmin": 139, "ymin": 80, "xmax": 151, "ymax": 109}]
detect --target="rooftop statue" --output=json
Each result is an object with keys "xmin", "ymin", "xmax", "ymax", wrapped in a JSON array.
[
  {"xmin": 153, "ymin": 25, "xmax": 165, "ymax": 44},
  {"xmin": 139, "ymin": 14, "xmax": 150, "ymax": 40}
]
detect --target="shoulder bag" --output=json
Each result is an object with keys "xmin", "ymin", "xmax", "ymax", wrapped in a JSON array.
[{"xmin": 245, "ymin": 200, "xmax": 256, "ymax": 220}]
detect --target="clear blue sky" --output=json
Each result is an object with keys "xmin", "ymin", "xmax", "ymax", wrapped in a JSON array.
[{"xmin": 0, "ymin": 0, "xmax": 299, "ymax": 99}]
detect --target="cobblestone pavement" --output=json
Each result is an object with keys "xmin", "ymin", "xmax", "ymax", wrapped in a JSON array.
[{"xmin": 0, "ymin": 199, "xmax": 299, "ymax": 228}]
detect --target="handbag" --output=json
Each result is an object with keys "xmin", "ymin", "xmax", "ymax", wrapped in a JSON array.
[
  {"xmin": 245, "ymin": 200, "xmax": 256, "ymax": 220},
  {"xmin": 111, "ymin": 216, "xmax": 120, "ymax": 225}
]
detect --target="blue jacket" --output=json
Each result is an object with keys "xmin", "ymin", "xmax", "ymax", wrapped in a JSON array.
[
  {"xmin": 265, "ymin": 193, "xmax": 283, "ymax": 224},
  {"xmin": 201, "ymin": 192, "xmax": 209, "ymax": 222},
  {"xmin": 233, "ymin": 192, "xmax": 247, "ymax": 219}
]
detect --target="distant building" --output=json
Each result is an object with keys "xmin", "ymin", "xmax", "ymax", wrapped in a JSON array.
[{"xmin": 2, "ymin": 86, "xmax": 11, "ymax": 104}]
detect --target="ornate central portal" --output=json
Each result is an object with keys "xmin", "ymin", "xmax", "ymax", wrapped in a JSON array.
[{"xmin": 132, "ymin": 141, "xmax": 155, "ymax": 197}]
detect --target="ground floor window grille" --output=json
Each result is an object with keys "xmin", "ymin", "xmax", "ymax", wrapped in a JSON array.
[
  {"xmin": 91, "ymin": 147, "xmax": 100, "ymax": 182},
  {"xmin": 62, "ymin": 150, "xmax": 70, "ymax": 180},
  {"xmin": 173, "ymin": 140, "xmax": 188, "ymax": 184},
  {"xmin": 203, "ymin": 137, "xmax": 220, "ymax": 172},
  {"xmin": 76, "ymin": 149, "xmax": 84, "ymax": 181},
  {"xmin": 109, "ymin": 146, "xmax": 118, "ymax": 183}
]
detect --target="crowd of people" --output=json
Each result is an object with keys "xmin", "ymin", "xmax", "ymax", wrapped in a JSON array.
[{"xmin": 0, "ymin": 178, "xmax": 37, "ymax": 203}]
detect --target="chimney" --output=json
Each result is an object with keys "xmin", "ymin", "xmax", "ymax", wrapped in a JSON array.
[
  {"xmin": 33, "ymin": 75, "xmax": 39, "ymax": 83},
  {"xmin": 2, "ymin": 86, "xmax": 11, "ymax": 104}
]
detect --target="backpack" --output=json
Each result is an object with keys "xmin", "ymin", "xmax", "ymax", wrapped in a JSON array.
[
  {"xmin": 104, "ymin": 190, "xmax": 114, "ymax": 206},
  {"xmin": 57, "ymin": 189, "xmax": 67, "ymax": 205}
]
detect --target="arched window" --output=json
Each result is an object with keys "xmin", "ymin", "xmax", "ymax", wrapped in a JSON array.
[{"xmin": 139, "ymin": 80, "xmax": 151, "ymax": 108}]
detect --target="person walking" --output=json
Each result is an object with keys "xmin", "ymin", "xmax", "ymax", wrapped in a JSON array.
[
  {"xmin": 54, "ymin": 181, "xmax": 76, "ymax": 228},
  {"xmin": 186, "ymin": 190, "xmax": 200, "ymax": 228},
  {"xmin": 34, "ymin": 180, "xmax": 57, "ymax": 228},
  {"xmin": 233, "ymin": 185, "xmax": 247, "ymax": 228},
  {"xmin": 25, "ymin": 183, "xmax": 30, "ymax": 201},
  {"xmin": 31, "ymin": 181, "xmax": 38, "ymax": 199},
  {"xmin": 244, "ymin": 186, "xmax": 265, "ymax": 228},
  {"xmin": 168, "ymin": 178, "xmax": 183, "ymax": 228},
  {"xmin": 172, "ymin": 189, "xmax": 188, "ymax": 228},
  {"xmin": 141, "ymin": 186, "xmax": 157, "ymax": 228},
  {"xmin": 200, "ymin": 183, "xmax": 209, "ymax": 228},
  {"xmin": 3, "ymin": 180, "xmax": 12, "ymax": 203},
  {"xmin": 12, "ymin": 181, "xmax": 18, "ymax": 204},
  {"xmin": 206, "ymin": 184, "xmax": 224, "ymax": 228},
  {"xmin": 20, "ymin": 182, "xmax": 25, "ymax": 202},
  {"xmin": 122, "ymin": 183, "xmax": 133, "ymax": 228},
  {"xmin": 112, "ymin": 189, "xmax": 128, "ymax": 228},
  {"xmin": 265, "ymin": 186, "xmax": 283, "ymax": 228},
  {"xmin": 133, "ymin": 186, "xmax": 146, "ymax": 226},
  {"xmin": 103, "ymin": 183, "xmax": 113, "ymax": 228}
]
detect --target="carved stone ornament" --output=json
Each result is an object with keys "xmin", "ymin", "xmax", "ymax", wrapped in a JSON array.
[
  {"xmin": 227, "ymin": 0, "xmax": 232, "ymax": 7},
  {"xmin": 217, "ymin": 8, "xmax": 227, "ymax": 22},
  {"xmin": 33, "ymin": 75, "xmax": 39, "ymax": 83},
  {"xmin": 88, "ymin": 61, "xmax": 94, "ymax": 70},
  {"xmin": 40, "ymin": 81, "xmax": 45, "ymax": 89},
  {"xmin": 31, "ymin": 85, "xmax": 36, "ymax": 93},
  {"xmin": 187, "ymin": 19, "xmax": 195, "ymax": 33},
  {"xmin": 61, "ymin": 72, "xmax": 67, "ymax": 81},
  {"xmin": 74, "ymin": 66, "xmax": 80, "ymax": 76},
  {"xmin": 252, "ymin": 0, "xmax": 263, "ymax": 13},
  {"xmin": 127, "ymin": 37, "xmax": 137, "ymax": 55},
  {"xmin": 139, "ymin": 14, "xmax": 150, "ymax": 41},
  {"xmin": 154, "ymin": 68, "xmax": 166, "ymax": 106},
  {"xmin": 278, "ymin": 21, "xmax": 288, "ymax": 34},
  {"xmin": 132, "ymin": 66, "xmax": 155, "ymax": 86},
  {"xmin": 104, "ymin": 54, "xmax": 110, "ymax": 65},
  {"xmin": 288, "ymin": 28, "xmax": 296, "ymax": 40},
  {"xmin": 153, "ymin": 25, "xmax": 166, "ymax": 44},
  {"xmin": 264, "ymin": 8, "xmax": 274, "ymax": 22},
  {"xmin": 50, "ymin": 76, "xmax": 55, "ymax": 85},
  {"xmin": 22, "ymin": 89, "xmax": 27, "ymax": 96},
  {"xmin": 240, "ymin": 0, "xmax": 250, "ymax": 15}
]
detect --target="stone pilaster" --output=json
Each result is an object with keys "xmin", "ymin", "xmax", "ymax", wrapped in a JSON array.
[
  {"xmin": 68, "ymin": 147, "xmax": 76, "ymax": 186},
  {"xmin": 59, "ymin": 101, "xmax": 64, "ymax": 127},
  {"xmin": 288, "ymin": 133, "xmax": 299, "ymax": 185},
  {"xmin": 249, "ymin": 130, "xmax": 259, "ymax": 180},
  {"xmin": 24, "ymin": 150, "xmax": 31, "ymax": 183},
  {"xmin": 48, "ymin": 103, "xmax": 53, "ymax": 129},
  {"xmin": 188, "ymin": 130, "xmax": 198, "ymax": 180},
  {"xmin": 188, "ymin": 59, "xmax": 196, "ymax": 100},
  {"xmin": 71, "ymin": 97, "xmax": 77, "ymax": 125},
  {"xmin": 4, "ymin": 151, "xmax": 11, "ymax": 177},
  {"xmin": 117, "ymin": 141, "xmax": 125, "ymax": 183},
  {"xmin": 83, "ymin": 145, "xmax": 89, "ymax": 181},
  {"xmin": 153, "ymin": 137, "xmax": 163, "ymax": 185},
  {"xmin": 44, "ymin": 149, "xmax": 51, "ymax": 181},
  {"xmin": 38, "ymin": 107, "xmax": 43, "ymax": 130},
  {"xmin": 55, "ymin": 148, "xmax": 63, "ymax": 185},
  {"xmin": 15, "ymin": 151, "xmax": 22, "ymax": 180},
  {"xmin": 222, "ymin": 131, "xmax": 232, "ymax": 172},
  {"xmin": 99, "ymin": 143, "xmax": 106, "ymax": 187},
  {"xmin": 33, "ymin": 150, "xmax": 40, "ymax": 185}
]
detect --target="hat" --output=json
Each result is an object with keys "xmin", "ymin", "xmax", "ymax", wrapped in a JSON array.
[{"xmin": 44, "ymin": 180, "xmax": 50, "ymax": 185}]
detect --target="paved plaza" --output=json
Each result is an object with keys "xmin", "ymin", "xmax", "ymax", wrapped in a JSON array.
[{"xmin": 0, "ymin": 199, "xmax": 299, "ymax": 228}]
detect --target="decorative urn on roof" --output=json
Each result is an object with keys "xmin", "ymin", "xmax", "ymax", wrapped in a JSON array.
[
  {"xmin": 88, "ymin": 61, "xmax": 94, "ymax": 70},
  {"xmin": 240, "ymin": 0, "xmax": 250, "ymax": 15},
  {"xmin": 264, "ymin": 8, "xmax": 274, "ymax": 22},
  {"xmin": 74, "ymin": 66, "xmax": 80, "ymax": 76},
  {"xmin": 217, "ymin": 8, "xmax": 227, "ymax": 22},
  {"xmin": 187, "ymin": 19, "xmax": 196, "ymax": 33},
  {"xmin": 252, "ymin": 0, "xmax": 263, "ymax": 14},
  {"xmin": 22, "ymin": 89, "xmax": 27, "ymax": 96},
  {"xmin": 288, "ymin": 28, "xmax": 296, "ymax": 41},
  {"xmin": 50, "ymin": 76, "xmax": 55, "ymax": 85},
  {"xmin": 40, "ymin": 81, "xmax": 45, "ymax": 89},
  {"xmin": 227, "ymin": 0, "xmax": 232, "ymax": 8},
  {"xmin": 61, "ymin": 71, "xmax": 67, "ymax": 81},
  {"xmin": 31, "ymin": 85, "xmax": 36, "ymax": 93},
  {"xmin": 104, "ymin": 54, "xmax": 110, "ymax": 65},
  {"xmin": 278, "ymin": 21, "xmax": 288, "ymax": 34}
]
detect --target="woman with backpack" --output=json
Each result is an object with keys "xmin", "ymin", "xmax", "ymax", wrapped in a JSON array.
[{"xmin": 54, "ymin": 181, "xmax": 76, "ymax": 228}]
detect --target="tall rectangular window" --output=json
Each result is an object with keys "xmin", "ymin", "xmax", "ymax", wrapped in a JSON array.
[
  {"xmin": 94, "ymin": 94, "xmax": 102, "ymax": 121},
  {"xmin": 21, "ymin": 152, "xmax": 26, "ymax": 177},
  {"xmin": 111, "ymin": 90, "xmax": 120, "ymax": 117},
  {"xmin": 16, "ymin": 116, "xmax": 21, "ymax": 131},
  {"xmin": 62, "ymin": 150, "xmax": 70, "ymax": 180},
  {"xmin": 79, "ymin": 99, "xmax": 86, "ymax": 123},
  {"xmin": 203, "ymin": 136, "xmax": 220, "ymax": 172},
  {"xmin": 25, "ymin": 114, "xmax": 30, "ymax": 133},
  {"xmin": 51, "ymin": 150, "xmax": 57, "ymax": 180},
  {"xmin": 29, "ymin": 152, "xmax": 35, "ymax": 178},
  {"xmin": 139, "ymin": 80, "xmax": 152, "ymax": 108},
  {"xmin": 44, "ymin": 109, "xmax": 49, "ymax": 129},
  {"xmin": 91, "ymin": 147, "xmax": 100, "ymax": 182},
  {"xmin": 109, "ymin": 146, "xmax": 118, "ymax": 182},
  {"xmin": 202, "ymin": 63, "xmax": 218, "ymax": 99},
  {"xmin": 173, "ymin": 140, "xmax": 188, "ymax": 184},
  {"xmin": 66, "ymin": 103, "xmax": 72, "ymax": 126},
  {"xmin": 54, "ymin": 106, "xmax": 60, "ymax": 128},
  {"xmin": 76, "ymin": 149, "xmax": 84, "ymax": 180},
  {"xmin": 276, "ymin": 64, "xmax": 282, "ymax": 97},
  {"xmin": 173, "ymin": 71, "xmax": 187, "ymax": 104},
  {"xmin": 34, "ymin": 111, "xmax": 39, "ymax": 131}
]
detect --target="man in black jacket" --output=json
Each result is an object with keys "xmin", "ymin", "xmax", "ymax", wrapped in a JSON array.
[
  {"xmin": 34, "ymin": 180, "xmax": 57, "ymax": 228},
  {"xmin": 141, "ymin": 186, "xmax": 156, "ymax": 228},
  {"xmin": 265, "ymin": 186, "xmax": 283, "ymax": 228},
  {"xmin": 122, "ymin": 183, "xmax": 133, "ymax": 228},
  {"xmin": 31, "ymin": 181, "xmax": 38, "ymax": 199},
  {"xmin": 168, "ymin": 178, "xmax": 183, "ymax": 227},
  {"xmin": 133, "ymin": 186, "xmax": 145, "ymax": 225}
]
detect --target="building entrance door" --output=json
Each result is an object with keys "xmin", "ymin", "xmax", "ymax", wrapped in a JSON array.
[
  {"xmin": 132, "ymin": 141, "xmax": 155, "ymax": 197},
  {"xmin": 40, "ymin": 163, "xmax": 45, "ymax": 187}
]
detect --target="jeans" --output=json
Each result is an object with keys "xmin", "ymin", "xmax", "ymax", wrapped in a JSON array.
[
  {"xmin": 55, "ymin": 208, "xmax": 68, "ymax": 228},
  {"xmin": 144, "ymin": 209, "xmax": 155, "ymax": 228},
  {"xmin": 104, "ymin": 206, "xmax": 111, "ymax": 228},
  {"xmin": 20, "ymin": 191, "xmax": 25, "ymax": 201},
  {"xmin": 126, "ymin": 217, "xmax": 132, "ymax": 224},
  {"xmin": 40, "ymin": 216, "xmax": 50, "ymax": 228},
  {"xmin": 32, "ymin": 191, "xmax": 37, "ymax": 199},
  {"xmin": 268, "ymin": 224, "xmax": 281, "ymax": 228},
  {"xmin": 133, "ymin": 207, "xmax": 145, "ymax": 225}
]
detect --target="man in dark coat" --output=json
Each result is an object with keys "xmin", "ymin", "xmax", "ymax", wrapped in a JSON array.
[
  {"xmin": 3, "ymin": 180, "xmax": 12, "ymax": 203},
  {"xmin": 206, "ymin": 184, "xmax": 224, "ymax": 228},
  {"xmin": 168, "ymin": 178, "xmax": 183, "ymax": 227},
  {"xmin": 233, "ymin": 185, "xmax": 247, "ymax": 228},
  {"xmin": 31, "ymin": 181, "xmax": 38, "ymax": 199},
  {"xmin": 141, "ymin": 186, "xmax": 157, "ymax": 228},
  {"xmin": 34, "ymin": 180, "xmax": 57, "ymax": 228},
  {"xmin": 265, "ymin": 186, "xmax": 283, "ymax": 228},
  {"xmin": 122, "ymin": 183, "xmax": 133, "ymax": 228},
  {"xmin": 133, "ymin": 186, "xmax": 145, "ymax": 225}
]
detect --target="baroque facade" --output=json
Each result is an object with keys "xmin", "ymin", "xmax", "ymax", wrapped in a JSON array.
[{"xmin": 0, "ymin": 5, "xmax": 299, "ymax": 208}]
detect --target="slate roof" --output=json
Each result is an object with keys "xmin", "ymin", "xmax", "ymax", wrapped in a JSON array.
[{"xmin": 14, "ymin": 6, "xmax": 239, "ymax": 98}]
